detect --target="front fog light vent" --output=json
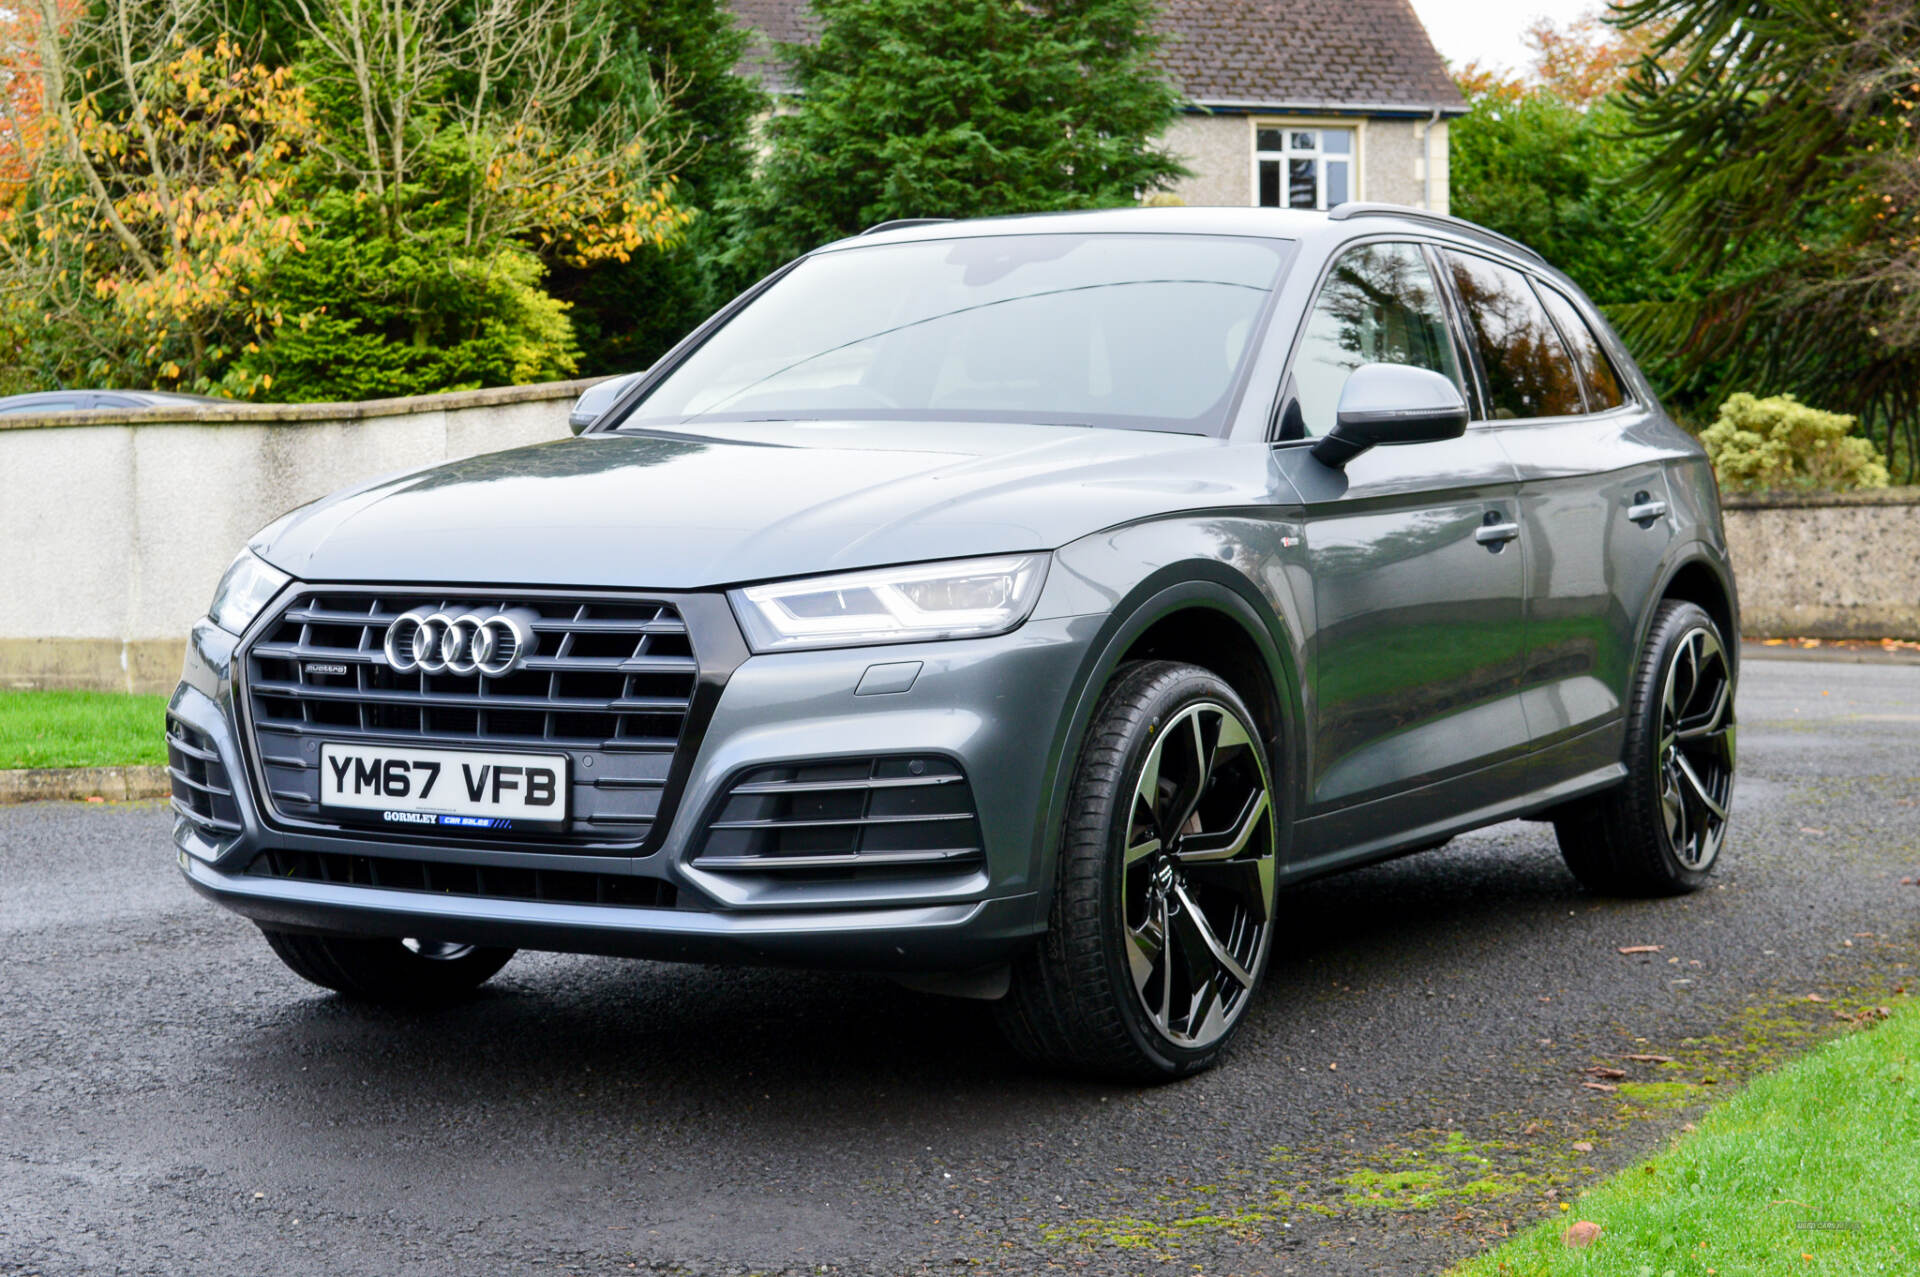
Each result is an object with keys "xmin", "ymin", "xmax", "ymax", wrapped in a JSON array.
[
  {"xmin": 166, "ymin": 717, "xmax": 242, "ymax": 837},
  {"xmin": 691, "ymin": 756, "xmax": 985, "ymax": 874}
]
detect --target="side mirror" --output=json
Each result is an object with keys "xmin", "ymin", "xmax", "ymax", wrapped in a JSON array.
[
  {"xmin": 1310, "ymin": 363, "xmax": 1469, "ymax": 469},
  {"xmin": 568, "ymin": 369, "xmax": 646, "ymax": 435}
]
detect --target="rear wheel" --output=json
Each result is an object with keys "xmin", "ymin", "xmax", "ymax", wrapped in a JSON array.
[
  {"xmin": 261, "ymin": 929, "xmax": 515, "ymax": 1005},
  {"xmin": 1555, "ymin": 600, "xmax": 1735, "ymax": 896},
  {"xmin": 997, "ymin": 661, "xmax": 1279, "ymax": 1080}
]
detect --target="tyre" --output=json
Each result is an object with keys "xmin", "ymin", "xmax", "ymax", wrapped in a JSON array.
[
  {"xmin": 260, "ymin": 929, "xmax": 515, "ymax": 1005},
  {"xmin": 1555, "ymin": 600, "xmax": 1736, "ymax": 896},
  {"xmin": 997, "ymin": 661, "xmax": 1280, "ymax": 1081}
]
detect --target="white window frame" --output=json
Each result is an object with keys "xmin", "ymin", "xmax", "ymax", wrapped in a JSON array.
[{"xmin": 1249, "ymin": 118, "xmax": 1363, "ymax": 211}]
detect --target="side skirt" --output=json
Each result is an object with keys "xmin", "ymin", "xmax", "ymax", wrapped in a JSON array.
[{"xmin": 1280, "ymin": 760, "xmax": 1626, "ymax": 888}]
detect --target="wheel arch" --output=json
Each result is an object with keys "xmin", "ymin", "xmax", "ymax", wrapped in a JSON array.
[
  {"xmin": 1649, "ymin": 547, "xmax": 1741, "ymax": 676},
  {"xmin": 1028, "ymin": 560, "xmax": 1304, "ymax": 916}
]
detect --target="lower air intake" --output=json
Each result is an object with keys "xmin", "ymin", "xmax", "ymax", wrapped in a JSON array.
[
  {"xmin": 247, "ymin": 848, "xmax": 676, "ymax": 909},
  {"xmin": 691, "ymin": 756, "xmax": 984, "ymax": 874}
]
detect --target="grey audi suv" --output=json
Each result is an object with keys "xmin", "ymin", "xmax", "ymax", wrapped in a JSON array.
[{"xmin": 170, "ymin": 206, "xmax": 1738, "ymax": 1079}]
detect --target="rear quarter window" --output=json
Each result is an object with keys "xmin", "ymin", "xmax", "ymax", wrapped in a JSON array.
[{"xmin": 1537, "ymin": 284, "xmax": 1626, "ymax": 411}]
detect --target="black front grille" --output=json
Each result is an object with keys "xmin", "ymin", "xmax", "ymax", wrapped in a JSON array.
[
  {"xmin": 247, "ymin": 848, "xmax": 676, "ymax": 909},
  {"xmin": 691, "ymin": 756, "xmax": 984, "ymax": 876},
  {"xmin": 244, "ymin": 589, "xmax": 699, "ymax": 847},
  {"xmin": 167, "ymin": 718, "xmax": 242, "ymax": 838}
]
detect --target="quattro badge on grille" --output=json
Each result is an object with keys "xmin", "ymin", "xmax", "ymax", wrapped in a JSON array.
[{"xmin": 384, "ymin": 608, "xmax": 538, "ymax": 677}]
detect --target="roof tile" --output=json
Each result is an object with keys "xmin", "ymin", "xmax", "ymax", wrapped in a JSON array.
[{"xmin": 729, "ymin": 0, "xmax": 1463, "ymax": 110}]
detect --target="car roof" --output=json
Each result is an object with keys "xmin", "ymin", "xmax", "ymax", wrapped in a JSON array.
[
  {"xmin": 0, "ymin": 391, "xmax": 90, "ymax": 406},
  {"xmin": 824, "ymin": 203, "xmax": 1554, "ymax": 281},
  {"xmin": 0, "ymin": 389, "xmax": 227, "ymax": 409}
]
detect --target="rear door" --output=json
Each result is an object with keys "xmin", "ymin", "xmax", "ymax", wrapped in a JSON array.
[
  {"xmin": 1268, "ymin": 240, "xmax": 1530, "ymax": 867},
  {"xmin": 1440, "ymin": 252, "xmax": 1676, "ymax": 778}
]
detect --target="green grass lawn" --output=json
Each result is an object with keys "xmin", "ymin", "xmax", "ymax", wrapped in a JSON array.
[
  {"xmin": 1452, "ymin": 996, "xmax": 1920, "ymax": 1276},
  {"xmin": 0, "ymin": 690, "xmax": 170, "ymax": 769}
]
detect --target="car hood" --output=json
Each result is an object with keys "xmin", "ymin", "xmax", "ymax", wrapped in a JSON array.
[{"xmin": 253, "ymin": 420, "xmax": 1282, "ymax": 590}]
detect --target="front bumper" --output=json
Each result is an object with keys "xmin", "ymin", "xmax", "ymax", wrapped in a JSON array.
[{"xmin": 171, "ymin": 606, "xmax": 1103, "ymax": 972}]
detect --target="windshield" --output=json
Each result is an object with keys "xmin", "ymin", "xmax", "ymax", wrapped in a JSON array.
[{"xmin": 622, "ymin": 233, "xmax": 1294, "ymax": 435}]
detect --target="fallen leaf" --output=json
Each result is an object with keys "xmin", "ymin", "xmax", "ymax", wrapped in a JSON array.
[
  {"xmin": 1617, "ymin": 945, "xmax": 1663, "ymax": 955},
  {"xmin": 1582, "ymin": 1081, "xmax": 1618, "ymax": 1092},
  {"xmin": 1583, "ymin": 1066, "xmax": 1628, "ymax": 1079},
  {"xmin": 1563, "ymin": 1220, "xmax": 1603, "ymax": 1249},
  {"xmin": 1571, "ymin": 1141, "xmax": 1594, "ymax": 1153},
  {"xmin": 1622, "ymin": 1053, "xmax": 1674, "ymax": 1063}
]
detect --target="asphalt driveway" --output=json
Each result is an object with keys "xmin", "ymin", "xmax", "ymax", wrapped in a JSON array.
[{"xmin": 3, "ymin": 655, "xmax": 1916, "ymax": 1276}]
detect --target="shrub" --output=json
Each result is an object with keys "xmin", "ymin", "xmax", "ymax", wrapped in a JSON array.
[{"xmin": 1699, "ymin": 392, "xmax": 1892, "ymax": 492}]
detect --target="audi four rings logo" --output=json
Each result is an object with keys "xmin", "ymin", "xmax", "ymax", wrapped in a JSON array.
[{"xmin": 384, "ymin": 608, "xmax": 537, "ymax": 677}]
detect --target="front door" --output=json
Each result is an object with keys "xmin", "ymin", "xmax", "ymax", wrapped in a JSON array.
[{"xmin": 1268, "ymin": 241, "xmax": 1531, "ymax": 869}]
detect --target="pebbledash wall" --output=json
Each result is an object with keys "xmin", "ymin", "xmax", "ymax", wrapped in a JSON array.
[
  {"xmin": 1720, "ymin": 487, "xmax": 1920, "ymax": 641},
  {"xmin": 1, "ymin": 381, "xmax": 589, "ymax": 695},
  {"xmin": 2, "ymin": 385, "xmax": 1916, "ymax": 695}
]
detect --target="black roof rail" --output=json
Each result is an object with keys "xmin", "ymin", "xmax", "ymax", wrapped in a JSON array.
[
  {"xmin": 1328, "ymin": 203, "xmax": 1546, "ymax": 265},
  {"xmin": 861, "ymin": 218, "xmax": 953, "ymax": 236}
]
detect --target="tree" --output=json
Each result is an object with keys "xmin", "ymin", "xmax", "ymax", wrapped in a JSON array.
[
  {"xmin": 724, "ymin": 0, "xmax": 1187, "ymax": 282},
  {"xmin": 548, "ymin": 0, "xmax": 767, "ymax": 376},
  {"xmin": 1523, "ymin": 7, "xmax": 1674, "ymax": 105},
  {"xmin": 231, "ymin": 0, "xmax": 694, "ymax": 397},
  {"xmin": 0, "ymin": 0, "xmax": 312, "ymax": 392},
  {"xmin": 1449, "ymin": 82, "xmax": 1663, "ymax": 310},
  {"xmin": 1613, "ymin": 0, "xmax": 1920, "ymax": 480}
]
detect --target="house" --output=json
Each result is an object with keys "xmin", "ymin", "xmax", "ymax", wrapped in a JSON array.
[{"xmin": 725, "ymin": 0, "xmax": 1465, "ymax": 215}]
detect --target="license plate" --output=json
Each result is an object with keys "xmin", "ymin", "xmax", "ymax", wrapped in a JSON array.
[{"xmin": 319, "ymin": 743, "xmax": 568, "ymax": 832}]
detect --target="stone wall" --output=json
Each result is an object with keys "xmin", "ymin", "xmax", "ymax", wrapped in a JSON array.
[
  {"xmin": 0, "ymin": 382, "xmax": 590, "ymax": 693},
  {"xmin": 1721, "ymin": 488, "xmax": 1920, "ymax": 640}
]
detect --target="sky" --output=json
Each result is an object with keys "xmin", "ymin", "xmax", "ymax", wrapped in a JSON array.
[{"xmin": 1406, "ymin": 0, "xmax": 1605, "ymax": 76}]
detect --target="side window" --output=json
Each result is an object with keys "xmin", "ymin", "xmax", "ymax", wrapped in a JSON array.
[
  {"xmin": 1444, "ymin": 252, "xmax": 1586, "ymax": 420},
  {"xmin": 1286, "ymin": 242, "xmax": 1463, "ymax": 439},
  {"xmin": 1537, "ymin": 284, "xmax": 1626, "ymax": 410}
]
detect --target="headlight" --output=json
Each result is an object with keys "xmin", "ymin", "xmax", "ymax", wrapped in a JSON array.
[
  {"xmin": 730, "ymin": 554, "xmax": 1049, "ymax": 653},
  {"xmin": 209, "ymin": 550, "xmax": 291, "ymax": 635}
]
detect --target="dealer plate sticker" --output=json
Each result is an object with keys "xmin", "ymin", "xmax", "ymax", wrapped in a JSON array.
[{"xmin": 319, "ymin": 742, "xmax": 568, "ymax": 829}]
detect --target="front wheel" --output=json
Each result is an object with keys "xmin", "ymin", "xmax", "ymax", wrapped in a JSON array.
[
  {"xmin": 997, "ymin": 661, "xmax": 1280, "ymax": 1081},
  {"xmin": 1555, "ymin": 600, "xmax": 1736, "ymax": 896},
  {"xmin": 261, "ymin": 929, "xmax": 515, "ymax": 1005}
]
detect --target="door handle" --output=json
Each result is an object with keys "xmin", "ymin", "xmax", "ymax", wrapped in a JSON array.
[
  {"xmin": 1475, "ymin": 521, "xmax": 1521, "ymax": 545},
  {"xmin": 1628, "ymin": 492, "xmax": 1668, "ymax": 523}
]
